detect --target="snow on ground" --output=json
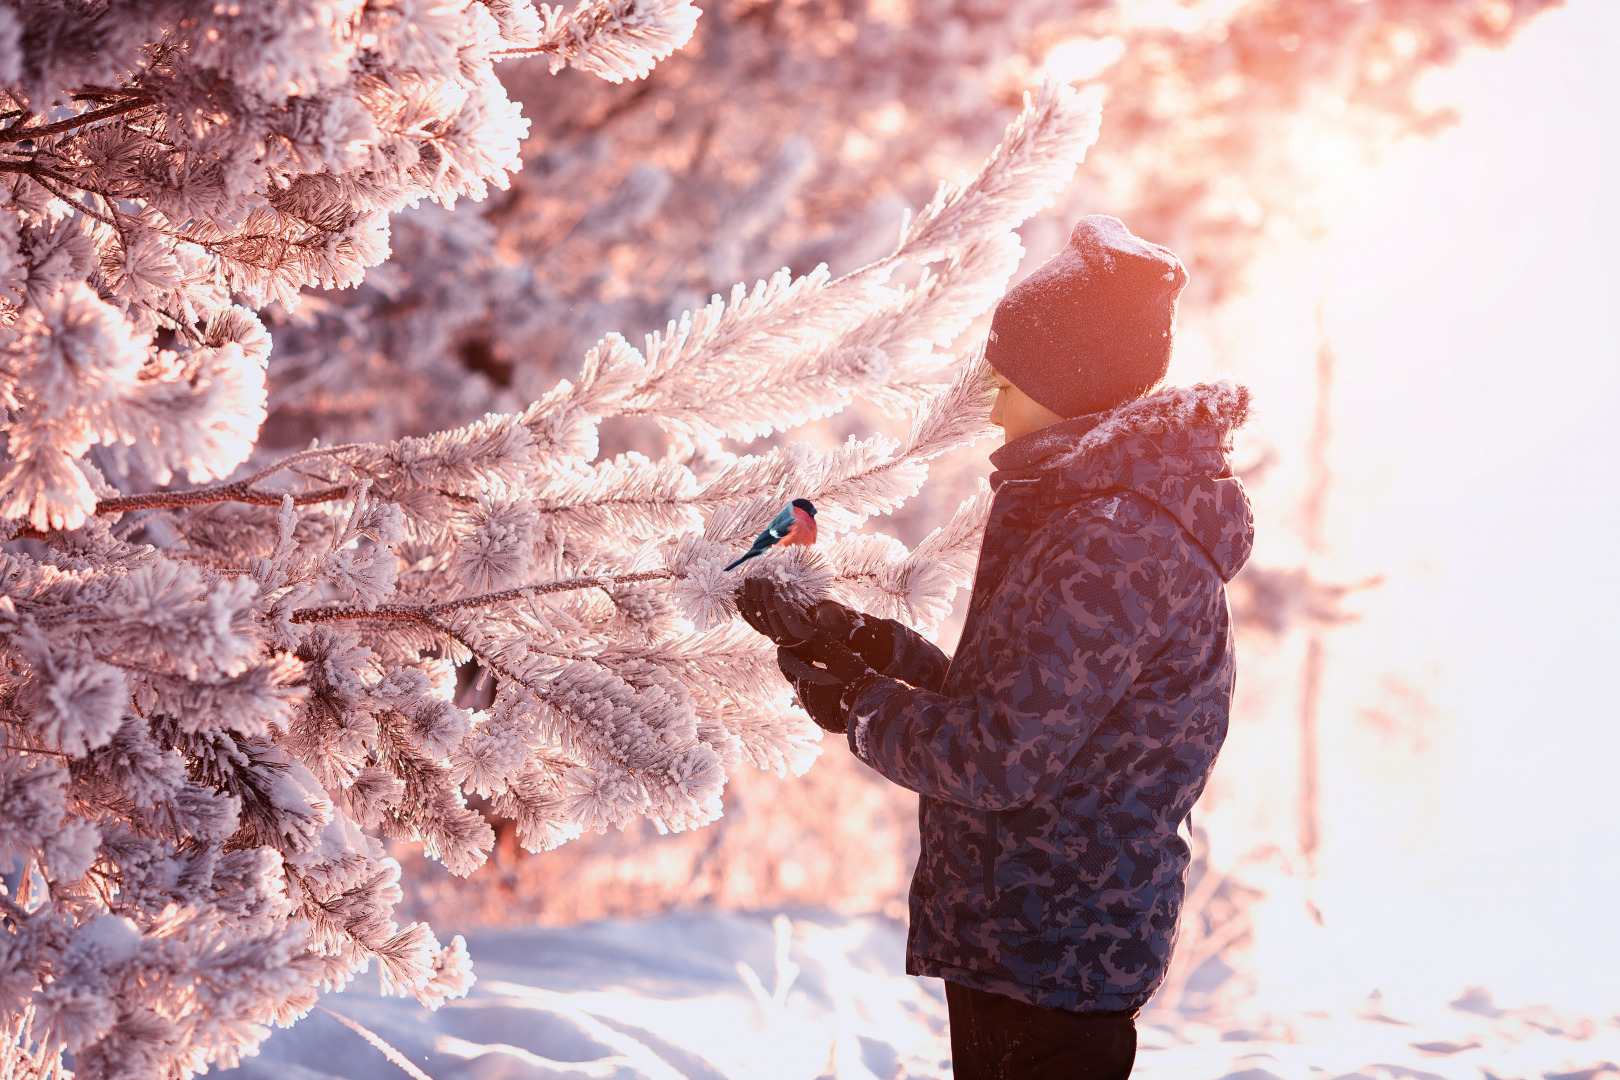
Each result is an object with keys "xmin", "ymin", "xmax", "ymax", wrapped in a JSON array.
[{"xmin": 212, "ymin": 910, "xmax": 1620, "ymax": 1080}]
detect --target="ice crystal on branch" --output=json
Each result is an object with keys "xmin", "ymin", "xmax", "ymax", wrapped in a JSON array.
[{"xmin": 0, "ymin": 1, "xmax": 1099, "ymax": 1061}]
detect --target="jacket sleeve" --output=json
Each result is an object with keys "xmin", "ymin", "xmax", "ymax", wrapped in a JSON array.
[
  {"xmin": 844, "ymin": 515, "xmax": 1164, "ymax": 811},
  {"xmin": 878, "ymin": 618, "xmax": 951, "ymax": 693}
]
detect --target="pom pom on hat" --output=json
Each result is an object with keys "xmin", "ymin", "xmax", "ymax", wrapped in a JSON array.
[{"xmin": 986, "ymin": 215, "xmax": 1188, "ymax": 418}]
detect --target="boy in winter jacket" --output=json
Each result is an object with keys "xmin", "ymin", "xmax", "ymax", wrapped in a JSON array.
[{"xmin": 739, "ymin": 215, "xmax": 1253, "ymax": 1080}]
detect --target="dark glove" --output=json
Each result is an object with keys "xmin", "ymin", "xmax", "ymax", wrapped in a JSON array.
[
  {"xmin": 738, "ymin": 578, "xmax": 895, "ymax": 673},
  {"xmin": 804, "ymin": 599, "xmax": 895, "ymax": 675},
  {"xmin": 739, "ymin": 579, "xmax": 892, "ymax": 733},
  {"xmin": 777, "ymin": 640, "xmax": 882, "ymax": 735},
  {"xmin": 737, "ymin": 577, "xmax": 818, "ymax": 647}
]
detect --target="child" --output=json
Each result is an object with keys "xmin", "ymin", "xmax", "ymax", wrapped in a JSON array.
[{"xmin": 739, "ymin": 215, "xmax": 1253, "ymax": 1080}]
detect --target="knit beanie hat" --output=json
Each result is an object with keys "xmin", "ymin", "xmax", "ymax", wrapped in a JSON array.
[{"xmin": 985, "ymin": 215, "xmax": 1188, "ymax": 419}]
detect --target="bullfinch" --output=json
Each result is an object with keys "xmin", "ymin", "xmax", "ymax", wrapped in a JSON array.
[{"xmin": 723, "ymin": 498, "xmax": 817, "ymax": 571}]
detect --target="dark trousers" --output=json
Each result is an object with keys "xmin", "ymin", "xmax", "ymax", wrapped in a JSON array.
[{"xmin": 945, "ymin": 982, "xmax": 1137, "ymax": 1080}]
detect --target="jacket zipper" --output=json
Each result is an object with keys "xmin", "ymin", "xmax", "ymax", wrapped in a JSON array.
[{"xmin": 983, "ymin": 811, "xmax": 999, "ymax": 901}]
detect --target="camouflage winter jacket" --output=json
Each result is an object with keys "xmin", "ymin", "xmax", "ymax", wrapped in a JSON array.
[{"xmin": 846, "ymin": 382, "xmax": 1254, "ymax": 1013}]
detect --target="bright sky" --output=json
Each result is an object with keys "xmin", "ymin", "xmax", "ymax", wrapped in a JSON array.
[{"xmin": 1183, "ymin": 0, "xmax": 1620, "ymax": 1015}]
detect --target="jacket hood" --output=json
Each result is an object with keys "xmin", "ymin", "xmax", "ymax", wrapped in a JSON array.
[{"xmin": 988, "ymin": 380, "xmax": 1255, "ymax": 581}]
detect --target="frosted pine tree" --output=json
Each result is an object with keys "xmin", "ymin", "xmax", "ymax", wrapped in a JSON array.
[
  {"xmin": 0, "ymin": 1, "xmax": 1099, "ymax": 1074},
  {"xmin": 257, "ymin": 0, "xmax": 1562, "ymax": 453}
]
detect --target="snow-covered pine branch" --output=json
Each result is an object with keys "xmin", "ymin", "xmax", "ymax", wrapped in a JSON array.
[
  {"xmin": 898, "ymin": 81, "xmax": 1104, "ymax": 263},
  {"xmin": 0, "ymin": 26, "xmax": 1098, "ymax": 1069},
  {"xmin": 558, "ymin": 83, "xmax": 1100, "ymax": 449},
  {"xmin": 509, "ymin": 0, "xmax": 704, "ymax": 83},
  {"xmin": 0, "ymin": 0, "xmax": 565, "ymax": 535},
  {"xmin": 0, "ymin": 1, "xmax": 709, "ymax": 1075}
]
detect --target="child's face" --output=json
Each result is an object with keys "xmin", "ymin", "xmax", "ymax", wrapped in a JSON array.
[{"xmin": 989, "ymin": 368, "xmax": 1066, "ymax": 444}]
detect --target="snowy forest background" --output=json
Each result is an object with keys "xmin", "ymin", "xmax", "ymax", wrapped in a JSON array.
[{"xmin": 2, "ymin": 0, "xmax": 1618, "ymax": 1077}]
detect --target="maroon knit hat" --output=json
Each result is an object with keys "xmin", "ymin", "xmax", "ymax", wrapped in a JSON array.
[{"xmin": 985, "ymin": 215, "xmax": 1188, "ymax": 419}]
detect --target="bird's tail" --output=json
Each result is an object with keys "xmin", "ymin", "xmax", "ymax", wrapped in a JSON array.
[{"xmin": 723, "ymin": 551, "xmax": 754, "ymax": 572}]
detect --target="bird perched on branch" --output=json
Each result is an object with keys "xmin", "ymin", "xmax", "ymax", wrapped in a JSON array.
[{"xmin": 724, "ymin": 499, "xmax": 818, "ymax": 571}]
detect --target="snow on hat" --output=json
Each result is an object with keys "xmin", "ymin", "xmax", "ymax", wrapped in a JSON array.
[{"xmin": 985, "ymin": 214, "xmax": 1188, "ymax": 419}]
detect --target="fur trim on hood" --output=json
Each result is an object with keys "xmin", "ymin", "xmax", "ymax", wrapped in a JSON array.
[
  {"xmin": 991, "ymin": 380, "xmax": 1251, "ymax": 476},
  {"xmin": 1056, "ymin": 379, "xmax": 1250, "ymax": 465},
  {"xmin": 989, "ymin": 378, "xmax": 1256, "ymax": 582}
]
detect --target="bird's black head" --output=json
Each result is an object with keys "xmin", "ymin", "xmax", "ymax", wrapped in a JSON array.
[{"xmin": 791, "ymin": 498, "xmax": 817, "ymax": 516}]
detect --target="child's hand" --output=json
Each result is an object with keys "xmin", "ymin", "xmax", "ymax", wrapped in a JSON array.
[
  {"xmin": 736, "ymin": 577, "xmax": 816, "ymax": 646},
  {"xmin": 776, "ymin": 640, "xmax": 882, "ymax": 735},
  {"xmin": 738, "ymin": 578, "xmax": 894, "ymax": 673}
]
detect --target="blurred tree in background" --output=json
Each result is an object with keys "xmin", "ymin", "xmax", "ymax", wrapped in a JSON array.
[{"xmin": 264, "ymin": 0, "xmax": 1560, "ymax": 450}]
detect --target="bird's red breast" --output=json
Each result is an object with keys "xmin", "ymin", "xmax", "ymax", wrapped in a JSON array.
[{"xmin": 781, "ymin": 505, "xmax": 817, "ymax": 547}]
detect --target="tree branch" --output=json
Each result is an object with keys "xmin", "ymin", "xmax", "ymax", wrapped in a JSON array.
[
  {"xmin": 0, "ymin": 97, "xmax": 157, "ymax": 143},
  {"xmin": 286, "ymin": 570, "xmax": 677, "ymax": 682},
  {"xmin": 290, "ymin": 604, "xmax": 448, "ymax": 629},
  {"xmin": 0, "ymin": 744, "xmax": 71, "ymax": 759},
  {"xmin": 288, "ymin": 603, "xmax": 521, "ymax": 686},
  {"xmin": 238, "ymin": 444, "xmax": 371, "ymax": 489},
  {"xmin": 9, "ymin": 481, "xmax": 353, "ymax": 538},
  {"xmin": 94, "ymin": 483, "xmax": 353, "ymax": 514},
  {"xmin": 28, "ymin": 171, "xmax": 124, "ymax": 228},
  {"xmin": 6, "ymin": 440, "xmax": 421, "ymax": 535},
  {"xmin": 288, "ymin": 569, "xmax": 675, "ymax": 627},
  {"xmin": 434, "ymin": 569, "xmax": 674, "ymax": 610}
]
